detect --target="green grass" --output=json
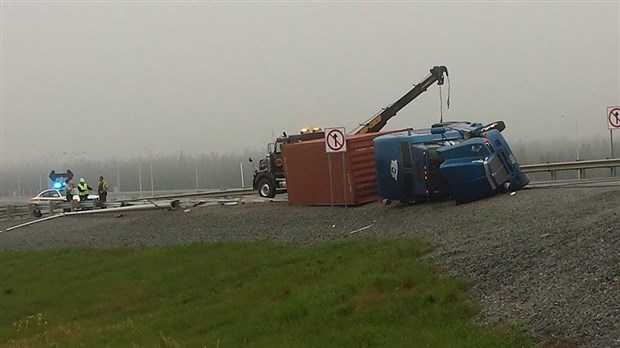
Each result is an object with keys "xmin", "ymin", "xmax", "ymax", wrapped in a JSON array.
[{"xmin": 0, "ymin": 240, "xmax": 531, "ymax": 347}]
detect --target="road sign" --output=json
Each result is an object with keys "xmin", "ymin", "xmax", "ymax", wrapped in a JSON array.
[
  {"xmin": 325, "ymin": 127, "xmax": 347, "ymax": 153},
  {"xmin": 608, "ymin": 106, "xmax": 620, "ymax": 129}
]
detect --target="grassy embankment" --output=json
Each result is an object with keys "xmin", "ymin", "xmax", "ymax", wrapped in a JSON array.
[{"xmin": 0, "ymin": 240, "xmax": 531, "ymax": 347}]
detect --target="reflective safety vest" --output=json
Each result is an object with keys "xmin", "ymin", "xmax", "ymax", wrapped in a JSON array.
[
  {"xmin": 78, "ymin": 182, "xmax": 89, "ymax": 194},
  {"xmin": 66, "ymin": 186, "xmax": 77, "ymax": 196},
  {"xmin": 98, "ymin": 180, "xmax": 108, "ymax": 193}
]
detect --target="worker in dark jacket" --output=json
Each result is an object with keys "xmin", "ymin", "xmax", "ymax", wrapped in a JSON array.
[
  {"xmin": 98, "ymin": 176, "xmax": 109, "ymax": 205},
  {"xmin": 77, "ymin": 177, "xmax": 92, "ymax": 201}
]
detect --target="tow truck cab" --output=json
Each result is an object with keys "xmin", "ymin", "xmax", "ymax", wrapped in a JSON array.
[{"xmin": 251, "ymin": 129, "xmax": 324, "ymax": 198}]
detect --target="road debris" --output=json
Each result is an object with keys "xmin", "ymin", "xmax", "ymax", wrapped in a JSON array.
[{"xmin": 349, "ymin": 224, "xmax": 373, "ymax": 234}]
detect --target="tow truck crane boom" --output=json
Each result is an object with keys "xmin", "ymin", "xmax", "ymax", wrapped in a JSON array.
[{"xmin": 352, "ymin": 65, "xmax": 448, "ymax": 135}]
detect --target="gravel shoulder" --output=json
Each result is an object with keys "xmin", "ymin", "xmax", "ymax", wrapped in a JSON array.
[{"xmin": 1, "ymin": 186, "xmax": 619, "ymax": 347}]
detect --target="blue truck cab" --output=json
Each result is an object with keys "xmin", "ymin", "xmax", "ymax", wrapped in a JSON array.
[{"xmin": 374, "ymin": 121, "xmax": 529, "ymax": 204}]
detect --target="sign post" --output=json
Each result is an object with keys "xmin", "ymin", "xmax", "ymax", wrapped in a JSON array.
[
  {"xmin": 607, "ymin": 106, "xmax": 619, "ymax": 176},
  {"xmin": 325, "ymin": 127, "xmax": 347, "ymax": 207}
]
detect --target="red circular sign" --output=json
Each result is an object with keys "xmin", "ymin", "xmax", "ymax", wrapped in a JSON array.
[
  {"xmin": 609, "ymin": 107, "xmax": 620, "ymax": 128},
  {"xmin": 326, "ymin": 129, "xmax": 346, "ymax": 151}
]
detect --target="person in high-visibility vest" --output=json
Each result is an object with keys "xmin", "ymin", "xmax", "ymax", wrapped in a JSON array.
[
  {"xmin": 77, "ymin": 178, "xmax": 92, "ymax": 201},
  {"xmin": 65, "ymin": 180, "xmax": 77, "ymax": 202}
]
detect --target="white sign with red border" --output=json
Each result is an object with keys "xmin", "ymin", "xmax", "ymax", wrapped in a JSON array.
[
  {"xmin": 325, "ymin": 127, "xmax": 347, "ymax": 153},
  {"xmin": 608, "ymin": 106, "xmax": 620, "ymax": 130}
]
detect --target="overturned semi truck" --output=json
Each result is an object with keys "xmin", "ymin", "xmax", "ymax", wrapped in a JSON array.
[{"xmin": 374, "ymin": 121, "xmax": 529, "ymax": 204}]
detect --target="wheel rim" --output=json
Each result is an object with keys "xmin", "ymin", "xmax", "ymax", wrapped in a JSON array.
[{"xmin": 260, "ymin": 183, "xmax": 271, "ymax": 197}]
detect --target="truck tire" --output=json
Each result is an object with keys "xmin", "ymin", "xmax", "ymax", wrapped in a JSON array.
[{"xmin": 258, "ymin": 177, "xmax": 276, "ymax": 198}]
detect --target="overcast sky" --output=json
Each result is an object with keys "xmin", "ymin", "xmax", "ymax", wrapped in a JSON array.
[{"xmin": 1, "ymin": 1, "xmax": 618, "ymax": 165}]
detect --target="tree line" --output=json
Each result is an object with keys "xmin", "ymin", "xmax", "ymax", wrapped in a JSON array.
[{"xmin": 1, "ymin": 149, "xmax": 265, "ymax": 198}]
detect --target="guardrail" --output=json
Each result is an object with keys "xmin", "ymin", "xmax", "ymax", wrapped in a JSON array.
[
  {"xmin": 119, "ymin": 188, "xmax": 256, "ymax": 202},
  {"xmin": 520, "ymin": 158, "xmax": 619, "ymax": 180},
  {"xmin": 0, "ymin": 205, "xmax": 31, "ymax": 221}
]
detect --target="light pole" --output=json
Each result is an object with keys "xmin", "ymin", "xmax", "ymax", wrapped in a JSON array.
[
  {"xmin": 135, "ymin": 146, "xmax": 154, "ymax": 197},
  {"xmin": 138, "ymin": 161, "xmax": 143, "ymax": 198},
  {"xmin": 150, "ymin": 161, "xmax": 154, "ymax": 197},
  {"xmin": 560, "ymin": 115, "xmax": 581, "ymax": 178},
  {"xmin": 116, "ymin": 159, "xmax": 121, "ymax": 192},
  {"xmin": 240, "ymin": 162, "xmax": 245, "ymax": 188},
  {"xmin": 194, "ymin": 157, "xmax": 199, "ymax": 190},
  {"xmin": 560, "ymin": 115, "xmax": 580, "ymax": 160}
]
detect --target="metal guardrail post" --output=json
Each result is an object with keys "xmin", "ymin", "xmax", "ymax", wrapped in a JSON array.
[
  {"xmin": 7, "ymin": 205, "xmax": 15, "ymax": 220},
  {"xmin": 28, "ymin": 204, "xmax": 36, "ymax": 217}
]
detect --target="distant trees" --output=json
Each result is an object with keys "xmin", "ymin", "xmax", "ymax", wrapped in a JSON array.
[
  {"xmin": 510, "ymin": 135, "xmax": 616, "ymax": 164},
  {"xmin": 0, "ymin": 148, "xmax": 265, "ymax": 197}
]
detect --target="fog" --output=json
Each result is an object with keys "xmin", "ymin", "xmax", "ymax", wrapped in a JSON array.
[{"xmin": 1, "ymin": 1, "xmax": 619, "ymax": 167}]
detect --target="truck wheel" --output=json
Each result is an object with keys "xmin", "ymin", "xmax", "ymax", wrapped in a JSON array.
[{"xmin": 258, "ymin": 178, "xmax": 276, "ymax": 198}]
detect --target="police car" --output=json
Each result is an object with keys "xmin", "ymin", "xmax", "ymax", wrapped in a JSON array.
[{"xmin": 28, "ymin": 188, "xmax": 98, "ymax": 204}]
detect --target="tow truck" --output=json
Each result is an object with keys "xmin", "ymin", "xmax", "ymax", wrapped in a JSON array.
[{"xmin": 250, "ymin": 66, "xmax": 449, "ymax": 198}]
